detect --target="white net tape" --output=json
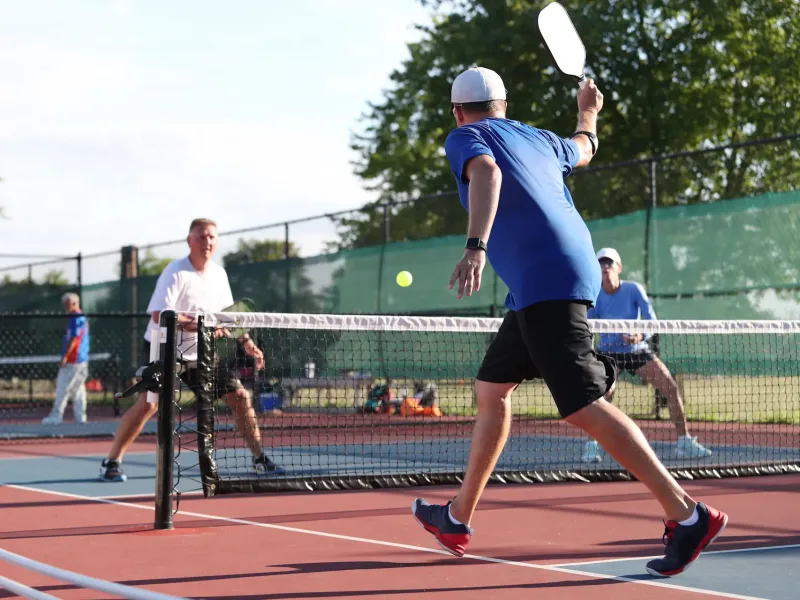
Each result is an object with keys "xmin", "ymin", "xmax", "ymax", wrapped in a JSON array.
[{"xmin": 200, "ymin": 311, "xmax": 800, "ymax": 335}]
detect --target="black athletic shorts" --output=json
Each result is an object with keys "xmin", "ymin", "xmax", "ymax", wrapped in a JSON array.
[
  {"xmin": 477, "ymin": 300, "xmax": 617, "ymax": 418},
  {"xmin": 142, "ymin": 341, "xmax": 242, "ymax": 401},
  {"xmin": 601, "ymin": 351, "xmax": 655, "ymax": 375}
]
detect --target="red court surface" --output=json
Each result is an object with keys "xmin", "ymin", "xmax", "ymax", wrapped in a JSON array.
[{"xmin": 1, "ymin": 438, "xmax": 799, "ymax": 599}]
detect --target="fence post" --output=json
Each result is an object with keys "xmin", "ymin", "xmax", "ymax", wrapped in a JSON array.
[
  {"xmin": 383, "ymin": 204, "xmax": 390, "ymax": 244},
  {"xmin": 643, "ymin": 160, "xmax": 658, "ymax": 291},
  {"xmin": 121, "ymin": 246, "xmax": 139, "ymax": 378},
  {"xmin": 284, "ymin": 223, "xmax": 292, "ymax": 313},
  {"xmin": 76, "ymin": 253, "xmax": 83, "ymax": 298}
]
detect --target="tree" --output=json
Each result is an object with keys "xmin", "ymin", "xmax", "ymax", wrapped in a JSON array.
[
  {"xmin": 113, "ymin": 249, "xmax": 173, "ymax": 279},
  {"xmin": 41, "ymin": 270, "xmax": 68, "ymax": 286},
  {"xmin": 0, "ymin": 271, "xmax": 71, "ymax": 312},
  {"xmin": 223, "ymin": 239, "xmax": 299, "ymax": 265},
  {"xmin": 138, "ymin": 250, "xmax": 173, "ymax": 277},
  {"xmin": 335, "ymin": 0, "xmax": 800, "ymax": 249},
  {"xmin": 222, "ymin": 238, "xmax": 319, "ymax": 313}
]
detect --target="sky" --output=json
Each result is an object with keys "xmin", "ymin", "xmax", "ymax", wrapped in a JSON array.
[{"xmin": 0, "ymin": 0, "xmax": 433, "ymax": 284}]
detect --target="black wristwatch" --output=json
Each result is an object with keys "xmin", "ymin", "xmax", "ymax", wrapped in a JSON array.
[
  {"xmin": 571, "ymin": 130, "xmax": 598, "ymax": 155},
  {"xmin": 465, "ymin": 238, "xmax": 487, "ymax": 252}
]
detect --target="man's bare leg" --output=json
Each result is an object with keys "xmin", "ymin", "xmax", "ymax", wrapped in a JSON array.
[
  {"xmin": 566, "ymin": 398, "xmax": 694, "ymax": 521},
  {"xmin": 226, "ymin": 388, "xmax": 264, "ymax": 457},
  {"xmin": 107, "ymin": 393, "xmax": 158, "ymax": 462},
  {"xmin": 448, "ymin": 380, "xmax": 516, "ymax": 525},
  {"xmin": 636, "ymin": 358, "xmax": 687, "ymax": 437}
]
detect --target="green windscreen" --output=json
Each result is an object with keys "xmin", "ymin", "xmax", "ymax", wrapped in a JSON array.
[{"xmin": 2, "ymin": 190, "xmax": 799, "ymax": 320}]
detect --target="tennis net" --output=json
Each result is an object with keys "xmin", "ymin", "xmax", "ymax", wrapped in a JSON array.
[{"xmin": 152, "ymin": 312, "xmax": 800, "ymax": 504}]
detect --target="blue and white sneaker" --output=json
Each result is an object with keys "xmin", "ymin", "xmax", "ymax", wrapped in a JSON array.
[
  {"xmin": 676, "ymin": 436, "xmax": 712, "ymax": 458},
  {"xmin": 412, "ymin": 498, "xmax": 473, "ymax": 557},
  {"xmin": 254, "ymin": 454, "xmax": 284, "ymax": 475},
  {"xmin": 99, "ymin": 459, "xmax": 127, "ymax": 482},
  {"xmin": 581, "ymin": 440, "xmax": 603, "ymax": 463},
  {"xmin": 647, "ymin": 503, "xmax": 728, "ymax": 577}
]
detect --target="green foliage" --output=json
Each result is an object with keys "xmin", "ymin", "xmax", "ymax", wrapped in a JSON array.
[
  {"xmin": 137, "ymin": 250, "xmax": 173, "ymax": 277},
  {"xmin": 335, "ymin": 0, "xmax": 800, "ymax": 248},
  {"xmin": 223, "ymin": 238, "xmax": 319, "ymax": 314},
  {"xmin": 0, "ymin": 270, "xmax": 72, "ymax": 312},
  {"xmin": 222, "ymin": 239, "xmax": 299, "ymax": 266}
]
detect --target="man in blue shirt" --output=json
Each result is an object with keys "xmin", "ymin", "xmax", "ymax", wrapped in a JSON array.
[
  {"xmin": 411, "ymin": 67, "xmax": 727, "ymax": 577},
  {"xmin": 42, "ymin": 292, "xmax": 90, "ymax": 425},
  {"xmin": 584, "ymin": 248, "xmax": 711, "ymax": 462}
]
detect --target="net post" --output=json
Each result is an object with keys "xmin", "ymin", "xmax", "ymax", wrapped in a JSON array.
[
  {"xmin": 196, "ymin": 314, "xmax": 220, "ymax": 497},
  {"xmin": 644, "ymin": 159, "xmax": 657, "ymax": 292},
  {"xmin": 154, "ymin": 309, "xmax": 178, "ymax": 531}
]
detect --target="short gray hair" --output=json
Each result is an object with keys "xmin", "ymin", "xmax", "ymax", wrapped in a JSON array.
[{"xmin": 61, "ymin": 292, "xmax": 80, "ymax": 305}]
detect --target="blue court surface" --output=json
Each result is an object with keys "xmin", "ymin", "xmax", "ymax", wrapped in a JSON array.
[{"xmin": 555, "ymin": 546, "xmax": 800, "ymax": 600}]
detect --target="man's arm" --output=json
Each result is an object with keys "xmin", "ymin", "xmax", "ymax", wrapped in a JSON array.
[
  {"xmin": 150, "ymin": 310, "xmax": 197, "ymax": 330},
  {"xmin": 464, "ymin": 154, "xmax": 502, "ymax": 243},
  {"xmin": 59, "ymin": 318, "xmax": 81, "ymax": 367},
  {"xmin": 634, "ymin": 284, "xmax": 658, "ymax": 321},
  {"xmin": 60, "ymin": 337, "xmax": 80, "ymax": 367},
  {"xmin": 571, "ymin": 79, "xmax": 604, "ymax": 168},
  {"xmin": 572, "ymin": 110, "xmax": 598, "ymax": 168},
  {"xmin": 624, "ymin": 284, "xmax": 657, "ymax": 345}
]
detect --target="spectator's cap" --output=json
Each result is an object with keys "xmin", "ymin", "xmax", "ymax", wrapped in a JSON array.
[
  {"xmin": 451, "ymin": 67, "xmax": 507, "ymax": 104},
  {"xmin": 596, "ymin": 248, "xmax": 622, "ymax": 265}
]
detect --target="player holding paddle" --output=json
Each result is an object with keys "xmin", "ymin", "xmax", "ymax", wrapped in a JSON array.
[
  {"xmin": 411, "ymin": 23, "xmax": 727, "ymax": 575},
  {"xmin": 98, "ymin": 218, "xmax": 282, "ymax": 482}
]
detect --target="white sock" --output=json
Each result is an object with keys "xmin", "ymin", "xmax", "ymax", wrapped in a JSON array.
[
  {"xmin": 678, "ymin": 505, "xmax": 699, "ymax": 527},
  {"xmin": 448, "ymin": 505, "xmax": 463, "ymax": 526}
]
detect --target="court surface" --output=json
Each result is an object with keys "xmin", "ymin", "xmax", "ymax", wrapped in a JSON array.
[{"xmin": 1, "ymin": 437, "xmax": 798, "ymax": 599}]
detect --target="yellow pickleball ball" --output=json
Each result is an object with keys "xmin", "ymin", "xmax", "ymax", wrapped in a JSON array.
[{"xmin": 396, "ymin": 271, "xmax": 413, "ymax": 287}]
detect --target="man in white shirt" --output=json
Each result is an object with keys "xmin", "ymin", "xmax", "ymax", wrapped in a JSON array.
[{"xmin": 99, "ymin": 218, "xmax": 282, "ymax": 482}]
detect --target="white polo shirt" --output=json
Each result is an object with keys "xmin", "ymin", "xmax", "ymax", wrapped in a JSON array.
[{"xmin": 144, "ymin": 256, "xmax": 234, "ymax": 361}]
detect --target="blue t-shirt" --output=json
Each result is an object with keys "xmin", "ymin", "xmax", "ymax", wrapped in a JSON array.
[
  {"xmin": 445, "ymin": 118, "xmax": 601, "ymax": 311},
  {"xmin": 62, "ymin": 313, "xmax": 90, "ymax": 364},
  {"xmin": 588, "ymin": 281, "xmax": 656, "ymax": 354}
]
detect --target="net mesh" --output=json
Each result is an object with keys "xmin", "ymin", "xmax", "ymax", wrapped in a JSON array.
[{"xmin": 166, "ymin": 313, "xmax": 800, "ymax": 496}]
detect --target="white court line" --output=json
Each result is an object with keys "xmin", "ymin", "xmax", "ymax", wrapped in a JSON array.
[
  {"xmin": 1, "ymin": 483, "xmax": 768, "ymax": 600},
  {"xmin": 94, "ymin": 490, "xmax": 205, "ymax": 501},
  {"xmin": 554, "ymin": 543, "xmax": 800, "ymax": 568},
  {"xmin": 0, "ymin": 451, "xmax": 154, "ymax": 462}
]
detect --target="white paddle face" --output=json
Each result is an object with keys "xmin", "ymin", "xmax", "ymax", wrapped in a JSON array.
[{"xmin": 538, "ymin": 2, "xmax": 587, "ymax": 86}]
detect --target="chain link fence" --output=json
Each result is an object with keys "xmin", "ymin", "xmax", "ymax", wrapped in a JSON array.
[
  {"xmin": 0, "ymin": 134, "xmax": 798, "ymax": 318},
  {"xmin": 0, "ymin": 314, "xmax": 149, "ymax": 436}
]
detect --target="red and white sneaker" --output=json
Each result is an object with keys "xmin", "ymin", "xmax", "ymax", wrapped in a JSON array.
[
  {"xmin": 646, "ymin": 502, "xmax": 728, "ymax": 577},
  {"xmin": 411, "ymin": 498, "xmax": 473, "ymax": 557}
]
